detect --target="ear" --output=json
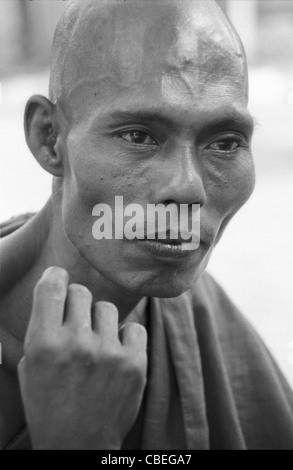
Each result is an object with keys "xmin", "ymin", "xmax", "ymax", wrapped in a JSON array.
[{"xmin": 24, "ymin": 95, "xmax": 64, "ymax": 177}]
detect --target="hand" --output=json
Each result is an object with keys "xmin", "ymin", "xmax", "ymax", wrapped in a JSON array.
[{"xmin": 18, "ymin": 266, "xmax": 147, "ymax": 449}]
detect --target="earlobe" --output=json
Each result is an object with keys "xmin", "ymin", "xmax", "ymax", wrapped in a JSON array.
[{"xmin": 24, "ymin": 95, "xmax": 64, "ymax": 177}]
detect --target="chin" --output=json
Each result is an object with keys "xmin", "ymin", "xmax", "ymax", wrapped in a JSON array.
[
  {"xmin": 148, "ymin": 283, "xmax": 189, "ymax": 299},
  {"xmin": 134, "ymin": 268, "xmax": 204, "ymax": 299}
]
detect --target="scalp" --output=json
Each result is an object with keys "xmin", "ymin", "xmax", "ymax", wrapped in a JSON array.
[{"xmin": 49, "ymin": 0, "xmax": 248, "ymax": 120}]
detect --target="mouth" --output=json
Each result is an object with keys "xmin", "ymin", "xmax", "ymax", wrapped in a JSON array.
[
  {"xmin": 144, "ymin": 229, "xmax": 199, "ymax": 243},
  {"xmin": 136, "ymin": 238, "xmax": 199, "ymax": 258},
  {"xmin": 149, "ymin": 235, "xmax": 190, "ymax": 245}
]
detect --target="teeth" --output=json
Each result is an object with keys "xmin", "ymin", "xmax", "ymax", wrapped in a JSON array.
[{"xmin": 161, "ymin": 243, "xmax": 183, "ymax": 250}]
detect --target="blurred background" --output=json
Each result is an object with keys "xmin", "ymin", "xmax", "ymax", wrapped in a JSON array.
[{"xmin": 0, "ymin": 0, "xmax": 292, "ymax": 385}]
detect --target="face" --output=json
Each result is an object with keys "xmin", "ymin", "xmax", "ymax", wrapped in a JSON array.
[{"xmin": 57, "ymin": 0, "xmax": 255, "ymax": 298}]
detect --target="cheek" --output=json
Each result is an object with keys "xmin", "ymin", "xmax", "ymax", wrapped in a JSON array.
[
  {"xmin": 228, "ymin": 157, "xmax": 256, "ymax": 211},
  {"xmin": 205, "ymin": 155, "xmax": 255, "ymax": 218},
  {"xmin": 64, "ymin": 131, "xmax": 155, "ymax": 210},
  {"xmin": 60, "ymin": 134, "xmax": 115, "ymax": 249},
  {"xmin": 64, "ymin": 134, "xmax": 124, "ymax": 210},
  {"xmin": 61, "ymin": 133, "xmax": 154, "ymax": 246}
]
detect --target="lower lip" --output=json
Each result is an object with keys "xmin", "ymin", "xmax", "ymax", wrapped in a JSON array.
[{"xmin": 136, "ymin": 239, "xmax": 197, "ymax": 258}]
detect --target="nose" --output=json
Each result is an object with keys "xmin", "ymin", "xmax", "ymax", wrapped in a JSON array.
[{"xmin": 153, "ymin": 143, "xmax": 207, "ymax": 206}]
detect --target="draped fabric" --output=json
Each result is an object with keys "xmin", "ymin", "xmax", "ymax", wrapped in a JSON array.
[
  {"xmin": 123, "ymin": 279, "xmax": 293, "ymax": 450},
  {"xmin": 1, "ymin": 216, "xmax": 293, "ymax": 449}
]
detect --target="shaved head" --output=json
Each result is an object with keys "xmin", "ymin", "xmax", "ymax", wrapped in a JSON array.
[{"xmin": 49, "ymin": 0, "xmax": 248, "ymax": 121}]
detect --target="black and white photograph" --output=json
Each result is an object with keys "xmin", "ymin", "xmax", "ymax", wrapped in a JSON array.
[{"xmin": 0, "ymin": 0, "xmax": 293, "ymax": 452}]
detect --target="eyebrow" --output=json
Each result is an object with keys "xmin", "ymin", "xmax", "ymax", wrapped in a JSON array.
[
  {"xmin": 104, "ymin": 107, "xmax": 255, "ymax": 135},
  {"xmin": 106, "ymin": 110, "xmax": 177, "ymax": 130}
]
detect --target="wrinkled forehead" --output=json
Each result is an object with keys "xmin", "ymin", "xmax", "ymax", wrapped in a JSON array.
[{"xmin": 59, "ymin": 0, "xmax": 248, "ymax": 118}]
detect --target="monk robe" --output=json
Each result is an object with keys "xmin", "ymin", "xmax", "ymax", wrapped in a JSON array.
[{"xmin": 1, "ymin": 215, "xmax": 293, "ymax": 450}]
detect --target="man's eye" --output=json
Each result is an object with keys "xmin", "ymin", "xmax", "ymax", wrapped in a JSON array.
[
  {"xmin": 119, "ymin": 130, "xmax": 157, "ymax": 145},
  {"xmin": 208, "ymin": 139, "xmax": 240, "ymax": 153}
]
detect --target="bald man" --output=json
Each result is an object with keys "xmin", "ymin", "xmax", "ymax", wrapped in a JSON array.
[{"xmin": 1, "ymin": 0, "xmax": 293, "ymax": 450}]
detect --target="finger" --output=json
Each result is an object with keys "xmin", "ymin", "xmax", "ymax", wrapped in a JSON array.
[
  {"xmin": 63, "ymin": 283, "xmax": 92, "ymax": 329},
  {"xmin": 92, "ymin": 301, "xmax": 119, "ymax": 340},
  {"xmin": 27, "ymin": 266, "xmax": 69, "ymax": 339},
  {"xmin": 120, "ymin": 322, "xmax": 147, "ymax": 354}
]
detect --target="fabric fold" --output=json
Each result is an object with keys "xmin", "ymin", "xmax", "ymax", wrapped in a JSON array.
[{"xmin": 141, "ymin": 295, "xmax": 209, "ymax": 449}]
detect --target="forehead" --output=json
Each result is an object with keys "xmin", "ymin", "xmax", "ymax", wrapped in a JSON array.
[{"xmin": 63, "ymin": 0, "xmax": 248, "ymax": 120}]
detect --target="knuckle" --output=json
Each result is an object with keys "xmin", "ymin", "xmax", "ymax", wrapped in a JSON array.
[
  {"xmin": 123, "ymin": 355, "xmax": 147, "ymax": 385},
  {"xmin": 67, "ymin": 333, "xmax": 95, "ymax": 362},
  {"xmin": 132, "ymin": 356, "xmax": 147, "ymax": 375},
  {"xmin": 24, "ymin": 337, "xmax": 61, "ymax": 363},
  {"xmin": 99, "ymin": 342, "xmax": 119, "ymax": 364},
  {"xmin": 72, "ymin": 348, "xmax": 95, "ymax": 365}
]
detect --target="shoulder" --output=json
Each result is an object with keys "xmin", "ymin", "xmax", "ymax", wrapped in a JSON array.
[
  {"xmin": 188, "ymin": 271, "xmax": 293, "ymax": 403},
  {"xmin": 183, "ymin": 273, "xmax": 293, "ymax": 448},
  {"xmin": 188, "ymin": 270, "xmax": 260, "ymax": 340},
  {"xmin": 0, "ymin": 213, "xmax": 37, "ymax": 296},
  {"xmin": 0, "ymin": 214, "xmax": 36, "ymax": 449},
  {"xmin": 187, "ymin": 271, "xmax": 274, "ymax": 362},
  {"xmin": 0, "ymin": 213, "xmax": 35, "ymax": 238}
]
